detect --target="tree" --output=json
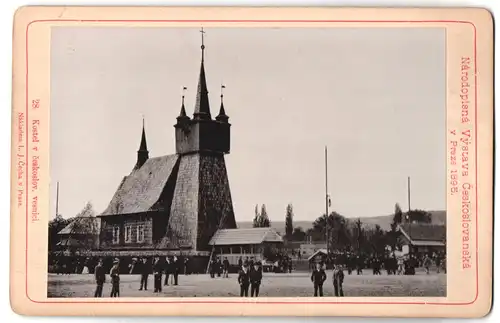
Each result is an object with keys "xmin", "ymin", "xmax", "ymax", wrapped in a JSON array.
[
  {"xmin": 388, "ymin": 203, "xmax": 404, "ymax": 251},
  {"xmin": 354, "ymin": 218, "xmax": 364, "ymax": 253},
  {"xmin": 253, "ymin": 204, "xmax": 271, "ymax": 228},
  {"xmin": 366, "ymin": 224, "xmax": 387, "ymax": 255},
  {"xmin": 60, "ymin": 201, "xmax": 99, "ymax": 253},
  {"xmin": 405, "ymin": 209, "xmax": 432, "ymax": 224},
  {"xmin": 48, "ymin": 214, "xmax": 70, "ymax": 251},
  {"xmin": 252, "ymin": 204, "xmax": 260, "ymax": 228},
  {"xmin": 393, "ymin": 203, "xmax": 403, "ymax": 225},
  {"xmin": 291, "ymin": 227, "xmax": 307, "ymax": 241},
  {"xmin": 285, "ymin": 204, "xmax": 294, "ymax": 240},
  {"xmin": 259, "ymin": 204, "xmax": 271, "ymax": 227},
  {"xmin": 311, "ymin": 211, "xmax": 351, "ymax": 252}
]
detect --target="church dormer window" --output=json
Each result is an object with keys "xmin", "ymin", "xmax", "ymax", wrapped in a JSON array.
[
  {"xmin": 137, "ymin": 225, "xmax": 145, "ymax": 243},
  {"xmin": 112, "ymin": 226, "xmax": 120, "ymax": 244},
  {"xmin": 124, "ymin": 225, "xmax": 132, "ymax": 243}
]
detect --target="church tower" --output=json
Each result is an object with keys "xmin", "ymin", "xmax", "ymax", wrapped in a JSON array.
[
  {"xmin": 134, "ymin": 118, "xmax": 149, "ymax": 170},
  {"xmin": 168, "ymin": 28, "xmax": 237, "ymax": 252},
  {"xmin": 174, "ymin": 28, "xmax": 231, "ymax": 156}
]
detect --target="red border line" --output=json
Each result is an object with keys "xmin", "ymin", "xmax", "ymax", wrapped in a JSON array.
[{"xmin": 24, "ymin": 19, "xmax": 478, "ymax": 306}]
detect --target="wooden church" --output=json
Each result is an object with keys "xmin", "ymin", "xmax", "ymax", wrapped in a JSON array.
[{"xmin": 96, "ymin": 30, "xmax": 237, "ymax": 263}]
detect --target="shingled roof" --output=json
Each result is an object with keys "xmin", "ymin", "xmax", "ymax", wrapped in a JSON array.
[
  {"xmin": 100, "ymin": 154, "xmax": 180, "ymax": 216},
  {"xmin": 209, "ymin": 228, "xmax": 283, "ymax": 246},
  {"xmin": 58, "ymin": 217, "xmax": 99, "ymax": 235},
  {"xmin": 399, "ymin": 223, "xmax": 446, "ymax": 242}
]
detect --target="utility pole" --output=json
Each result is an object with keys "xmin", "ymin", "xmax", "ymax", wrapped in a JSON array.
[
  {"xmin": 407, "ymin": 176, "xmax": 412, "ymax": 254},
  {"xmin": 407, "ymin": 176, "xmax": 411, "ymax": 213},
  {"xmin": 56, "ymin": 181, "xmax": 60, "ymax": 217},
  {"xmin": 325, "ymin": 146, "xmax": 329, "ymax": 257}
]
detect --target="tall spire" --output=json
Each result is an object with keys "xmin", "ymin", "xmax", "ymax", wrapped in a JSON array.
[
  {"xmin": 135, "ymin": 116, "xmax": 149, "ymax": 169},
  {"xmin": 193, "ymin": 27, "xmax": 211, "ymax": 120},
  {"xmin": 177, "ymin": 87, "xmax": 190, "ymax": 121},
  {"xmin": 216, "ymin": 84, "xmax": 229, "ymax": 123},
  {"xmin": 139, "ymin": 117, "xmax": 148, "ymax": 151}
]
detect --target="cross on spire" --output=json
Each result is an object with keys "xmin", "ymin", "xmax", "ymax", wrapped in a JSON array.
[
  {"xmin": 193, "ymin": 28, "xmax": 211, "ymax": 120},
  {"xmin": 200, "ymin": 27, "xmax": 206, "ymax": 61}
]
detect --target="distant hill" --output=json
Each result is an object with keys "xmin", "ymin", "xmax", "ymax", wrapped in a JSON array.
[{"xmin": 237, "ymin": 210, "xmax": 446, "ymax": 234}]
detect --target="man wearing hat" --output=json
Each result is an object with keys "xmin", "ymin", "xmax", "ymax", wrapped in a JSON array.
[
  {"xmin": 110, "ymin": 258, "xmax": 120, "ymax": 297},
  {"xmin": 93, "ymin": 258, "xmax": 105, "ymax": 297},
  {"xmin": 139, "ymin": 257, "xmax": 150, "ymax": 291},
  {"xmin": 332, "ymin": 263, "xmax": 345, "ymax": 297},
  {"xmin": 153, "ymin": 256, "xmax": 163, "ymax": 293},
  {"xmin": 237, "ymin": 261, "xmax": 251, "ymax": 297},
  {"xmin": 222, "ymin": 257, "xmax": 230, "ymax": 278},
  {"xmin": 311, "ymin": 262, "xmax": 327, "ymax": 297},
  {"xmin": 249, "ymin": 261, "xmax": 263, "ymax": 297},
  {"xmin": 172, "ymin": 256, "xmax": 179, "ymax": 285}
]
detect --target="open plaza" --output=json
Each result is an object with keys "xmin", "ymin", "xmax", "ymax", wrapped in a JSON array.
[{"xmin": 48, "ymin": 270, "xmax": 446, "ymax": 298}]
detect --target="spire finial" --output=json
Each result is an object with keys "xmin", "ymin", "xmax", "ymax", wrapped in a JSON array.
[
  {"xmin": 177, "ymin": 86, "xmax": 189, "ymax": 120},
  {"xmin": 135, "ymin": 115, "xmax": 149, "ymax": 169},
  {"xmin": 182, "ymin": 86, "xmax": 187, "ymax": 105},
  {"xmin": 200, "ymin": 27, "xmax": 206, "ymax": 61},
  {"xmin": 216, "ymin": 84, "xmax": 229, "ymax": 123}
]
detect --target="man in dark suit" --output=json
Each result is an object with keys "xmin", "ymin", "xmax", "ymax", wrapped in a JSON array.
[
  {"xmin": 172, "ymin": 256, "xmax": 179, "ymax": 285},
  {"xmin": 250, "ymin": 262, "xmax": 263, "ymax": 297},
  {"xmin": 139, "ymin": 257, "xmax": 150, "ymax": 291},
  {"xmin": 93, "ymin": 258, "xmax": 106, "ymax": 297},
  {"xmin": 332, "ymin": 264, "xmax": 345, "ymax": 297},
  {"xmin": 311, "ymin": 262, "xmax": 327, "ymax": 297},
  {"xmin": 184, "ymin": 257, "xmax": 190, "ymax": 275},
  {"xmin": 238, "ymin": 262, "xmax": 251, "ymax": 297},
  {"xmin": 216, "ymin": 257, "xmax": 222, "ymax": 277},
  {"xmin": 223, "ymin": 257, "xmax": 230, "ymax": 278},
  {"xmin": 153, "ymin": 256, "xmax": 163, "ymax": 293},
  {"xmin": 238, "ymin": 256, "xmax": 243, "ymax": 269},
  {"xmin": 109, "ymin": 259, "xmax": 120, "ymax": 297}
]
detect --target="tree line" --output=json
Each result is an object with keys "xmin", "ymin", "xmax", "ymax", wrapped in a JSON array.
[{"xmin": 254, "ymin": 202, "xmax": 434, "ymax": 255}]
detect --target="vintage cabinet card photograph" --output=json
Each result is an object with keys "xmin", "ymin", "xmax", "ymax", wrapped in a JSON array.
[{"xmin": 10, "ymin": 6, "xmax": 493, "ymax": 317}]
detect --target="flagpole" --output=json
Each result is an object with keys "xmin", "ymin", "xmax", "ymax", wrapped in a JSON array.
[
  {"xmin": 407, "ymin": 176, "xmax": 411, "ymax": 213},
  {"xmin": 407, "ymin": 176, "xmax": 412, "ymax": 254},
  {"xmin": 56, "ymin": 181, "xmax": 59, "ymax": 217},
  {"xmin": 325, "ymin": 146, "xmax": 329, "ymax": 258}
]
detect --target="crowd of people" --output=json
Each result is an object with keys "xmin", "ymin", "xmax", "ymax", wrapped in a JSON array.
[
  {"xmin": 91, "ymin": 255, "xmax": 184, "ymax": 297},
  {"xmin": 51, "ymin": 249, "xmax": 446, "ymax": 298},
  {"xmin": 313, "ymin": 251, "xmax": 447, "ymax": 276}
]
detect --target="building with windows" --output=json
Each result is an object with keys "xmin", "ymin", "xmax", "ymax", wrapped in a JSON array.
[
  {"xmin": 208, "ymin": 227, "xmax": 284, "ymax": 265},
  {"xmin": 397, "ymin": 223, "xmax": 446, "ymax": 255},
  {"xmin": 89, "ymin": 30, "xmax": 237, "ymax": 270}
]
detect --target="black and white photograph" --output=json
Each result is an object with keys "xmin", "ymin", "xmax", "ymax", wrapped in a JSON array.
[{"xmin": 47, "ymin": 26, "xmax": 447, "ymax": 298}]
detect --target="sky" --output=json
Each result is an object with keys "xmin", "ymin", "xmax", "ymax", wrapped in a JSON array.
[{"xmin": 50, "ymin": 26, "xmax": 446, "ymax": 223}]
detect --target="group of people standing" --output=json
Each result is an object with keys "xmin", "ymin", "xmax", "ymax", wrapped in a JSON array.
[
  {"xmin": 310, "ymin": 262, "xmax": 344, "ymax": 297},
  {"xmin": 93, "ymin": 258, "xmax": 121, "ymax": 297},
  {"xmin": 93, "ymin": 256, "xmax": 183, "ymax": 297},
  {"xmin": 237, "ymin": 261, "xmax": 263, "ymax": 297},
  {"xmin": 208, "ymin": 257, "xmax": 230, "ymax": 278},
  {"xmin": 152, "ymin": 256, "xmax": 181, "ymax": 293},
  {"xmin": 329, "ymin": 252, "xmax": 447, "ymax": 276}
]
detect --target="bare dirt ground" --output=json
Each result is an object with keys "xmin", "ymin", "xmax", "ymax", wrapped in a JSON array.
[{"xmin": 48, "ymin": 271, "xmax": 446, "ymax": 298}]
